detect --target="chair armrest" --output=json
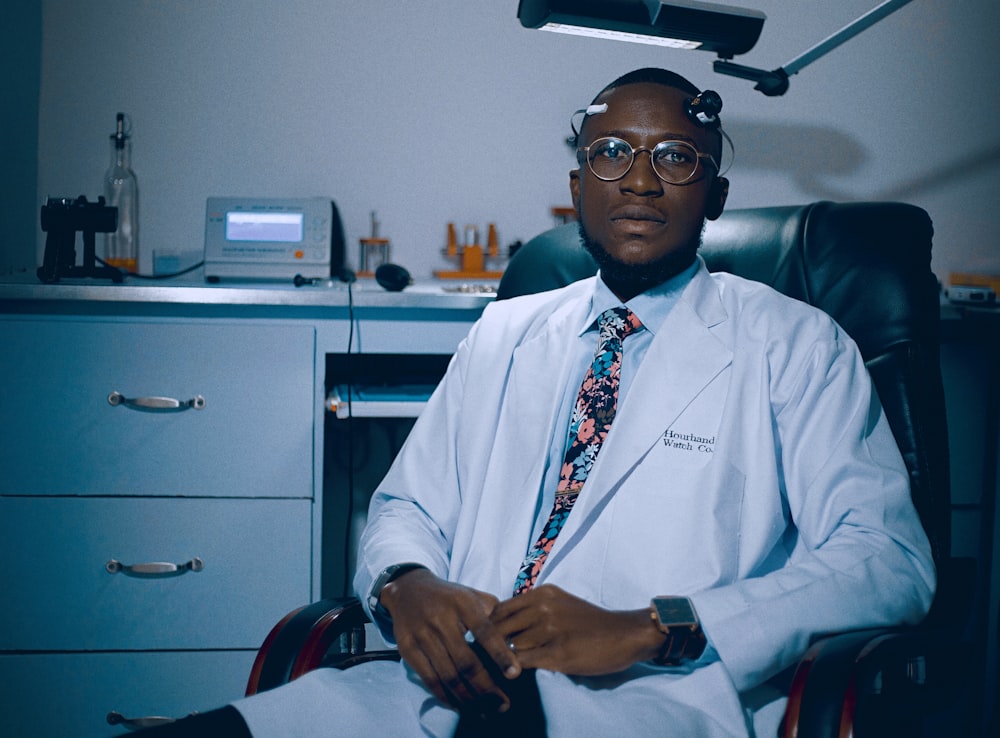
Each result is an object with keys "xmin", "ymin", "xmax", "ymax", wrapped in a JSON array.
[
  {"xmin": 781, "ymin": 627, "xmax": 971, "ymax": 738},
  {"xmin": 246, "ymin": 597, "xmax": 399, "ymax": 696}
]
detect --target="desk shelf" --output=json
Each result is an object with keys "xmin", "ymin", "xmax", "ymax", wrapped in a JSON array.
[{"xmin": 326, "ymin": 384, "xmax": 436, "ymax": 419}]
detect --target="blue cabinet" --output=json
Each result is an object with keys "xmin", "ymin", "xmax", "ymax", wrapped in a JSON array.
[
  {"xmin": 0, "ymin": 651, "xmax": 258, "ymax": 735},
  {"xmin": 0, "ymin": 320, "xmax": 314, "ymax": 498},
  {"xmin": 0, "ymin": 316, "xmax": 318, "ymax": 736},
  {"xmin": 1, "ymin": 497, "xmax": 312, "ymax": 652},
  {"xmin": 0, "ymin": 281, "xmax": 490, "ymax": 736}
]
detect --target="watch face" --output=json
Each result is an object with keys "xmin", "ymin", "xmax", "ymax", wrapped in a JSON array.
[{"xmin": 654, "ymin": 597, "xmax": 697, "ymax": 626}]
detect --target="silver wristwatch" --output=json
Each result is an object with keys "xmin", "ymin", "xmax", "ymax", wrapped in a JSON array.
[{"xmin": 367, "ymin": 563, "xmax": 426, "ymax": 618}]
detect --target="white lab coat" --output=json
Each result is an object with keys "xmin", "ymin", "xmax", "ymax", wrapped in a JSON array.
[{"xmin": 236, "ymin": 259, "xmax": 935, "ymax": 737}]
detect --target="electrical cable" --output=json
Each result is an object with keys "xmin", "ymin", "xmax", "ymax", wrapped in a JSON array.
[
  {"xmin": 94, "ymin": 255, "xmax": 206, "ymax": 280},
  {"xmin": 342, "ymin": 278, "xmax": 356, "ymax": 596}
]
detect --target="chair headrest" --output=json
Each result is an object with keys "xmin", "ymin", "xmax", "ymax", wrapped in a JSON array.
[{"xmin": 702, "ymin": 201, "xmax": 937, "ymax": 361}]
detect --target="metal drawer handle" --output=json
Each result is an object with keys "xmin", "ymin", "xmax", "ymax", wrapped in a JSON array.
[
  {"xmin": 105, "ymin": 557, "xmax": 204, "ymax": 578},
  {"xmin": 106, "ymin": 711, "xmax": 177, "ymax": 730},
  {"xmin": 108, "ymin": 391, "xmax": 206, "ymax": 411}
]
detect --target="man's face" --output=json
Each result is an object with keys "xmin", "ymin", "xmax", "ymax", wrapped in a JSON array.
[{"xmin": 570, "ymin": 83, "xmax": 728, "ymax": 297}]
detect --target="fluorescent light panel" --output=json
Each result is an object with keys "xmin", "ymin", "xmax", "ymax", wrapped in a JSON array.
[
  {"xmin": 540, "ymin": 22, "xmax": 703, "ymax": 49},
  {"xmin": 518, "ymin": 0, "xmax": 766, "ymax": 58}
]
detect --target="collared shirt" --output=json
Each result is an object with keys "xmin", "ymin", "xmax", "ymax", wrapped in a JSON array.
[{"xmin": 530, "ymin": 261, "xmax": 699, "ymax": 545}]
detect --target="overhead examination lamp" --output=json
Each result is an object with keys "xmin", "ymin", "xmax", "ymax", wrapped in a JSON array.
[
  {"xmin": 517, "ymin": 0, "xmax": 765, "ymax": 58},
  {"xmin": 517, "ymin": 0, "xmax": 917, "ymax": 96}
]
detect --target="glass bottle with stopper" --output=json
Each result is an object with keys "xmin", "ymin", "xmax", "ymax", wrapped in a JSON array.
[{"xmin": 103, "ymin": 112, "xmax": 139, "ymax": 272}]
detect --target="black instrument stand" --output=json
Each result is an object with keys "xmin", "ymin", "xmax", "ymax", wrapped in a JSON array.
[{"xmin": 37, "ymin": 195, "xmax": 123, "ymax": 284}]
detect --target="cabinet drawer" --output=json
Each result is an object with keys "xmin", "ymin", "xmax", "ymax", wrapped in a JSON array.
[
  {"xmin": 0, "ymin": 319, "xmax": 314, "ymax": 497},
  {"xmin": 0, "ymin": 650, "xmax": 256, "ymax": 738},
  {"xmin": 0, "ymin": 497, "xmax": 312, "ymax": 651}
]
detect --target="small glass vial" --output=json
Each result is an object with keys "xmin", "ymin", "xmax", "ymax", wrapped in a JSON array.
[{"xmin": 103, "ymin": 113, "xmax": 139, "ymax": 272}]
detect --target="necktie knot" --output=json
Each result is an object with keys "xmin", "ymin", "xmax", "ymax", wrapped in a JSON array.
[{"xmin": 596, "ymin": 306, "xmax": 644, "ymax": 352}]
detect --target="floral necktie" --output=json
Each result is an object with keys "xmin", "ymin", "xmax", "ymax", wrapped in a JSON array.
[{"xmin": 512, "ymin": 306, "xmax": 644, "ymax": 595}]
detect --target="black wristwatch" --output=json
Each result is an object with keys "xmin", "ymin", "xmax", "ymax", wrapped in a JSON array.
[
  {"xmin": 649, "ymin": 596, "xmax": 707, "ymax": 664},
  {"xmin": 367, "ymin": 563, "xmax": 426, "ymax": 619}
]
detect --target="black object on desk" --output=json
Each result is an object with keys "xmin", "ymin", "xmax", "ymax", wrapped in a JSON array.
[{"xmin": 37, "ymin": 196, "xmax": 123, "ymax": 284}]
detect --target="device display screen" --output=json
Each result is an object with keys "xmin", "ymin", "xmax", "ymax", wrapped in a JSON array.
[{"xmin": 225, "ymin": 212, "xmax": 304, "ymax": 243}]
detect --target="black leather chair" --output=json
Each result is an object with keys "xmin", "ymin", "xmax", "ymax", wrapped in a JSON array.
[{"xmin": 247, "ymin": 202, "xmax": 976, "ymax": 736}]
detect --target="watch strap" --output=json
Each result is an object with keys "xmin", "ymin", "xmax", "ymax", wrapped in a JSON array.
[
  {"xmin": 654, "ymin": 626, "xmax": 706, "ymax": 664},
  {"xmin": 368, "ymin": 563, "xmax": 426, "ymax": 619}
]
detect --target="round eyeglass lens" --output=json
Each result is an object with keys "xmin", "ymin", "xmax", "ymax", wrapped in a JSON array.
[
  {"xmin": 587, "ymin": 138, "xmax": 634, "ymax": 180},
  {"xmin": 650, "ymin": 141, "xmax": 700, "ymax": 183}
]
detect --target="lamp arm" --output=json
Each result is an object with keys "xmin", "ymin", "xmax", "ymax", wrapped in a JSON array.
[
  {"xmin": 712, "ymin": 60, "xmax": 789, "ymax": 97},
  {"xmin": 782, "ymin": 0, "xmax": 916, "ymax": 76},
  {"xmin": 713, "ymin": 0, "xmax": 916, "ymax": 96}
]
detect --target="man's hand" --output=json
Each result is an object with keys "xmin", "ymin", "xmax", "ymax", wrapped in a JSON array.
[
  {"xmin": 378, "ymin": 568, "xmax": 523, "ymax": 712},
  {"xmin": 490, "ymin": 584, "xmax": 664, "ymax": 676}
]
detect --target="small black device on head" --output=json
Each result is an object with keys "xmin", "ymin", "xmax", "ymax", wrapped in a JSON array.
[
  {"xmin": 375, "ymin": 263, "xmax": 412, "ymax": 292},
  {"xmin": 685, "ymin": 90, "xmax": 723, "ymax": 129}
]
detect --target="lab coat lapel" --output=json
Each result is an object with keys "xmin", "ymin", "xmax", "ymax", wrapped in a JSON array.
[
  {"xmin": 540, "ymin": 266, "xmax": 733, "ymax": 574},
  {"xmin": 492, "ymin": 292, "xmax": 591, "ymax": 502}
]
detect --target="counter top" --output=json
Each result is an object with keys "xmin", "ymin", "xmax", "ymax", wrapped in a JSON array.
[{"xmin": 0, "ymin": 275, "xmax": 498, "ymax": 312}]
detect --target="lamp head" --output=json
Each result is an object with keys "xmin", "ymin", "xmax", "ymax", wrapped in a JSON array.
[{"xmin": 518, "ymin": 0, "xmax": 765, "ymax": 59}]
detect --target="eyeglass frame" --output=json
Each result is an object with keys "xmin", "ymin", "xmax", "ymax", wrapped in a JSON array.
[{"xmin": 576, "ymin": 136, "xmax": 720, "ymax": 185}]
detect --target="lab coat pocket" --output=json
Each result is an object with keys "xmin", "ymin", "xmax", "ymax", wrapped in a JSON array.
[{"xmin": 598, "ymin": 452, "xmax": 747, "ymax": 603}]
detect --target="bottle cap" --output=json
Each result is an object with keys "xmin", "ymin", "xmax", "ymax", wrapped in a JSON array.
[{"xmin": 110, "ymin": 112, "xmax": 129, "ymax": 148}]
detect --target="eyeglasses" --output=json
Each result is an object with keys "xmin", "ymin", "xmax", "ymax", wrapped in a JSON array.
[{"xmin": 577, "ymin": 136, "xmax": 719, "ymax": 185}]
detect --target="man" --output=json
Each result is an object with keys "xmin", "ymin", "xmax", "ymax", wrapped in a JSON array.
[{"xmin": 152, "ymin": 67, "xmax": 935, "ymax": 737}]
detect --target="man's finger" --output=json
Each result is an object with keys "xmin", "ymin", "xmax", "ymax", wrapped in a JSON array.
[{"xmin": 402, "ymin": 645, "xmax": 457, "ymax": 708}]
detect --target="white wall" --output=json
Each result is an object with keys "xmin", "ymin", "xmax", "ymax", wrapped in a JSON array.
[{"xmin": 35, "ymin": 0, "xmax": 1000, "ymax": 282}]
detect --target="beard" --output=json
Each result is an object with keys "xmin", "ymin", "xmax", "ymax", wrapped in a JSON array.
[{"xmin": 578, "ymin": 220, "xmax": 703, "ymax": 297}]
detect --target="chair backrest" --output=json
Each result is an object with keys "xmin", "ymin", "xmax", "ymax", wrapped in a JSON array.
[
  {"xmin": 700, "ymin": 202, "xmax": 949, "ymax": 574},
  {"xmin": 498, "ymin": 202, "xmax": 951, "ymax": 592}
]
